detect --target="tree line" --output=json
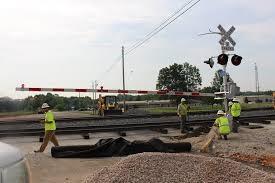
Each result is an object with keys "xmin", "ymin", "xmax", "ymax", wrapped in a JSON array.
[
  {"xmin": 0, "ymin": 94, "xmax": 93, "ymax": 112},
  {"xmin": 1, "ymin": 62, "xmax": 272, "ymax": 113}
]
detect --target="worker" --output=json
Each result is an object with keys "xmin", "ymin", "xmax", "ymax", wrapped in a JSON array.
[
  {"xmin": 177, "ymin": 98, "xmax": 189, "ymax": 133},
  {"xmin": 230, "ymin": 97, "xmax": 241, "ymax": 133},
  {"xmin": 214, "ymin": 110, "xmax": 230, "ymax": 140},
  {"xmin": 228, "ymin": 101, "xmax": 233, "ymax": 112},
  {"xmin": 34, "ymin": 103, "xmax": 59, "ymax": 153},
  {"xmin": 227, "ymin": 101, "xmax": 233, "ymax": 130},
  {"xmin": 98, "ymin": 94, "xmax": 104, "ymax": 116}
]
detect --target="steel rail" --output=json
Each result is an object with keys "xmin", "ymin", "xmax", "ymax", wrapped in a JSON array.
[
  {"xmin": 0, "ymin": 114, "xmax": 274, "ymax": 138},
  {"xmin": 0, "ymin": 107, "xmax": 273, "ymax": 124}
]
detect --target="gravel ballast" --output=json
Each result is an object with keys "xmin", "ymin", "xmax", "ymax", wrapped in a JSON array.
[{"xmin": 83, "ymin": 153, "xmax": 275, "ymax": 183}]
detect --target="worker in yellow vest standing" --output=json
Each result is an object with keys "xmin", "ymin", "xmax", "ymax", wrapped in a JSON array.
[
  {"xmin": 231, "ymin": 98, "xmax": 241, "ymax": 133},
  {"xmin": 214, "ymin": 110, "xmax": 231, "ymax": 140},
  {"xmin": 35, "ymin": 103, "xmax": 59, "ymax": 153},
  {"xmin": 98, "ymin": 94, "xmax": 104, "ymax": 116},
  {"xmin": 177, "ymin": 98, "xmax": 189, "ymax": 134}
]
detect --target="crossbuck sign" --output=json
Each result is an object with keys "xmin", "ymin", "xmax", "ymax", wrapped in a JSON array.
[{"xmin": 218, "ymin": 25, "xmax": 236, "ymax": 51}]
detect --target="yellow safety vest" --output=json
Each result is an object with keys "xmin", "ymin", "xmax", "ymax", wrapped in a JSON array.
[
  {"xmin": 177, "ymin": 103, "xmax": 188, "ymax": 116},
  {"xmin": 215, "ymin": 116, "xmax": 230, "ymax": 135},
  {"xmin": 44, "ymin": 110, "xmax": 56, "ymax": 131},
  {"xmin": 231, "ymin": 103, "xmax": 241, "ymax": 117}
]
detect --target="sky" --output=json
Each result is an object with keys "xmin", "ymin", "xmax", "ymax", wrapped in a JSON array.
[{"xmin": 0, "ymin": 0, "xmax": 274, "ymax": 99}]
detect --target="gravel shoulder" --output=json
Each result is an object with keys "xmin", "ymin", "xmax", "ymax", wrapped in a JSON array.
[
  {"xmin": 83, "ymin": 153, "xmax": 275, "ymax": 183},
  {"xmin": 166, "ymin": 120, "xmax": 275, "ymax": 172},
  {"xmin": 188, "ymin": 121, "xmax": 275, "ymax": 156}
]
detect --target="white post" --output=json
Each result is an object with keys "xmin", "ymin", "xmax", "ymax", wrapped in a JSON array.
[
  {"xmin": 122, "ymin": 46, "xmax": 126, "ymax": 112},
  {"xmin": 94, "ymin": 80, "xmax": 98, "ymax": 115},
  {"xmin": 92, "ymin": 82, "xmax": 94, "ymax": 114},
  {"xmin": 222, "ymin": 64, "xmax": 228, "ymax": 112}
]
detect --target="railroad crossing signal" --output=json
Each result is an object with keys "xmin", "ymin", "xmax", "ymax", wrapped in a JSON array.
[
  {"xmin": 218, "ymin": 25, "xmax": 236, "ymax": 51},
  {"xmin": 217, "ymin": 54, "xmax": 228, "ymax": 65},
  {"xmin": 201, "ymin": 24, "xmax": 242, "ymax": 113},
  {"xmin": 204, "ymin": 58, "xmax": 214, "ymax": 68},
  {"xmin": 231, "ymin": 54, "xmax": 243, "ymax": 66}
]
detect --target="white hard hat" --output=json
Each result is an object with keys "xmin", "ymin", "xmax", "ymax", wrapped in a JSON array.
[
  {"xmin": 217, "ymin": 110, "xmax": 224, "ymax": 115},
  {"xmin": 233, "ymin": 98, "xmax": 239, "ymax": 102},
  {"xmin": 41, "ymin": 103, "xmax": 50, "ymax": 109},
  {"xmin": 228, "ymin": 101, "xmax": 233, "ymax": 106},
  {"xmin": 181, "ymin": 98, "xmax": 186, "ymax": 102}
]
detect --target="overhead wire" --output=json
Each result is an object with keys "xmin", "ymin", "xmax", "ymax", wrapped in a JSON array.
[
  {"xmin": 125, "ymin": 0, "xmax": 196, "ymax": 54},
  {"xmin": 125, "ymin": 0, "xmax": 201, "ymax": 55},
  {"xmin": 97, "ymin": 0, "xmax": 201, "ymax": 85}
]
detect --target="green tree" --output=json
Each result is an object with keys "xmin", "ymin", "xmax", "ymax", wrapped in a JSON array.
[
  {"xmin": 211, "ymin": 69, "xmax": 233, "ymax": 92},
  {"xmin": 200, "ymin": 86, "xmax": 215, "ymax": 93},
  {"xmin": 156, "ymin": 62, "xmax": 202, "ymax": 91},
  {"xmin": 211, "ymin": 71, "xmax": 223, "ymax": 92}
]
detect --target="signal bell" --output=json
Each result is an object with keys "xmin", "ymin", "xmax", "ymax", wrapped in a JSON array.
[
  {"xmin": 231, "ymin": 54, "xmax": 242, "ymax": 66},
  {"xmin": 217, "ymin": 54, "xmax": 228, "ymax": 65},
  {"xmin": 204, "ymin": 58, "xmax": 214, "ymax": 68}
]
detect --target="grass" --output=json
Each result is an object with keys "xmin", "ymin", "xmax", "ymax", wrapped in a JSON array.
[
  {"xmin": 241, "ymin": 102, "xmax": 273, "ymax": 109},
  {"xmin": 0, "ymin": 111, "xmax": 35, "ymax": 117},
  {"xmin": 145, "ymin": 105, "xmax": 222, "ymax": 114},
  {"xmin": 0, "ymin": 103, "xmax": 272, "ymax": 117}
]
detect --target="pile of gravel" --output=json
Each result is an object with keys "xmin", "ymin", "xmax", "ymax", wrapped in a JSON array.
[{"xmin": 83, "ymin": 153, "xmax": 275, "ymax": 183}]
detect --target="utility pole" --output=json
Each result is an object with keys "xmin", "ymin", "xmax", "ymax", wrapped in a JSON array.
[
  {"xmin": 92, "ymin": 82, "xmax": 94, "ymax": 114},
  {"xmin": 92, "ymin": 80, "xmax": 98, "ymax": 115},
  {"xmin": 255, "ymin": 63, "xmax": 259, "ymax": 93},
  {"xmin": 122, "ymin": 46, "xmax": 126, "ymax": 112}
]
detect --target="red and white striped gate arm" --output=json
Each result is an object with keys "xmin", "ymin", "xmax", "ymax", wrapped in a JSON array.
[{"xmin": 16, "ymin": 86, "xmax": 214, "ymax": 97}]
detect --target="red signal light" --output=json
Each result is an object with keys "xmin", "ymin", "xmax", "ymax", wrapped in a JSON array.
[
  {"xmin": 231, "ymin": 55, "xmax": 242, "ymax": 66},
  {"xmin": 217, "ymin": 54, "xmax": 228, "ymax": 65}
]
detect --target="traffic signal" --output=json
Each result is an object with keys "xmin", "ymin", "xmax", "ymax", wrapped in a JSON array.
[
  {"xmin": 231, "ymin": 54, "xmax": 242, "ymax": 66},
  {"xmin": 204, "ymin": 58, "xmax": 214, "ymax": 68},
  {"xmin": 217, "ymin": 54, "xmax": 228, "ymax": 65}
]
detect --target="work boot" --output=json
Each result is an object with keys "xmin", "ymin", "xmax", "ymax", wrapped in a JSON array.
[
  {"xmin": 224, "ymin": 135, "xmax": 228, "ymax": 140},
  {"xmin": 232, "ymin": 128, "xmax": 238, "ymax": 133},
  {"xmin": 232, "ymin": 122, "xmax": 239, "ymax": 133},
  {"xmin": 180, "ymin": 129, "xmax": 187, "ymax": 134}
]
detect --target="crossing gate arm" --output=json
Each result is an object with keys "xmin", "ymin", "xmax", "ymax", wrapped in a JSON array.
[{"xmin": 15, "ymin": 87, "xmax": 215, "ymax": 97}]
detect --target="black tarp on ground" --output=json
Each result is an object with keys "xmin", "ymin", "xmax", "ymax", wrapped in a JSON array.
[{"xmin": 51, "ymin": 137, "xmax": 192, "ymax": 158}]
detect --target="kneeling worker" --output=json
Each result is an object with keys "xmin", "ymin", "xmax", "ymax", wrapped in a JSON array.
[
  {"xmin": 214, "ymin": 110, "xmax": 231, "ymax": 140},
  {"xmin": 35, "ymin": 103, "xmax": 59, "ymax": 153}
]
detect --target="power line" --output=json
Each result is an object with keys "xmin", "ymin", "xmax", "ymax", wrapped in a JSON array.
[
  {"xmin": 97, "ymin": 0, "xmax": 201, "ymax": 84},
  {"xmin": 255, "ymin": 63, "xmax": 260, "ymax": 93},
  {"xmin": 98, "ymin": 1, "xmax": 194, "ymax": 80},
  {"xmin": 126, "ymin": 0, "xmax": 196, "ymax": 53},
  {"xmin": 125, "ymin": 0, "xmax": 201, "ymax": 55},
  {"xmin": 96, "ymin": 55, "xmax": 121, "ymax": 86}
]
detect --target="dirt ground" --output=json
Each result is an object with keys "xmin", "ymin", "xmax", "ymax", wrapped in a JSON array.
[
  {"xmin": 1, "ymin": 130, "xmax": 169, "ymax": 183},
  {"xmin": 1, "ymin": 121, "xmax": 275, "ymax": 183},
  {"xmin": 167, "ymin": 120, "xmax": 275, "ymax": 172},
  {"xmin": 191, "ymin": 121, "xmax": 275, "ymax": 156}
]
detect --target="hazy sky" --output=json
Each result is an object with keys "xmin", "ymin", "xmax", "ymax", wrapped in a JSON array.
[{"xmin": 0, "ymin": 0, "xmax": 274, "ymax": 98}]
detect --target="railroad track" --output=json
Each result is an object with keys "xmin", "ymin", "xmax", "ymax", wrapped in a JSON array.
[
  {"xmin": 0, "ymin": 107, "xmax": 273, "ymax": 124},
  {"xmin": 0, "ymin": 114, "xmax": 274, "ymax": 138}
]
